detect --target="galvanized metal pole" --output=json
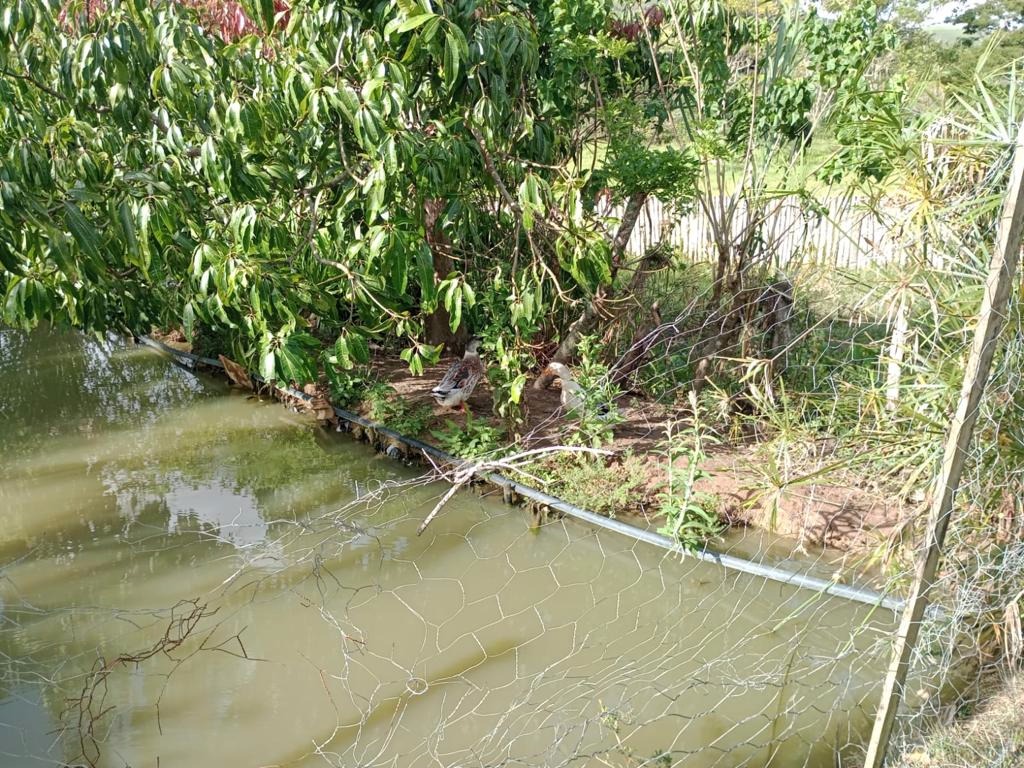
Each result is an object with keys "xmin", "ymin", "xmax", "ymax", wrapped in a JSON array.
[{"xmin": 864, "ymin": 117, "xmax": 1024, "ymax": 768}]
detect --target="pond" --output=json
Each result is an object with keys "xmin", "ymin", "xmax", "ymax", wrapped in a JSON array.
[{"xmin": 0, "ymin": 329, "xmax": 894, "ymax": 767}]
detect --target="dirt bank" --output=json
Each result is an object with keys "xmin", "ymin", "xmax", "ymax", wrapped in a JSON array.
[
  {"xmin": 373, "ymin": 354, "xmax": 909, "ymax": 554},
  {"xmin": 151, "ymin": 330, "xmax": 909, "ymax": 556}
]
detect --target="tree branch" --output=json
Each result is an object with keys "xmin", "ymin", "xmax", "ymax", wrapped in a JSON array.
[
  {"xmin": 467, "ymin": 122, "xmax": 521, "ymax": 214},
  {"xmin": 0, "ymin": 68, "xmax": 65, "ymax": 102},
  {"xmin": 533, "ymin": 190, "xmax": 648, "ymax": 390}
]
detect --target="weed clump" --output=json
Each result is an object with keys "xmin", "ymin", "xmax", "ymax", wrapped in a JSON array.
[
  {"xmin": 362, "ymin": 384, "xmax": 434, "ymax": 436},
  {"xmin": 432, "ymin": 414, "xmax": 507, "ymax": 459},
  {"xmin": 656, "ymin": 393, "xmax": 724, "ymax": 551},
  {"xmin": 534, "ymin": 451, "xmax": 650, "ymax": 519}
]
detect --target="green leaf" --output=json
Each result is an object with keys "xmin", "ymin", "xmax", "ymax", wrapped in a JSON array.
[
  {"xmin": 367, "ymin": 226, "xmax": 387, "ymax": 266},
  {"xmin": 385, "ymin": 12, "xmax": 436, "ymax": 37},
  {"xmin": 119, "ymin": 201, "xmax": 139, "ymax": 259},
  {"xmin": 331, "ymin": 84, "xmax": 360, "ymax": 123},
  {"xmin": 449, "ymin": 287, "xmax": 462, "ymax": 332},
  {"xmin": 509, "ymin": 373, "xmax": 527, "ymax": 404},
  {"xmin": 333, "ymin": 335, "xmax": 352, "ymax": 369},
  {"xmin": 258, "ymin": 0, "xmax": 275, "ymax": 32},
  {"xmin": 277, "ymin": 345, "xmax": 301, "ymax": 381},
  {"xmin": 63, "ymin": 202, "xmax": 102, "ymax": 262},
  {"xmin": 183, "ymin": 302, "xmax": 196, "ymax": 341},
  {"xmin": 46, "ymin": 230, "xmax": 76, "ymax": 280},
  {"xmin": 348, "ymin": 332, "xmax": 370, "ymax": 364},
  {"xmin": 4, "ymin": 277, "xmax": 25, "ymax": 322},
  {"xmin": 421, "ymin": 15, "xmax": 441, "ymax": 43},
  {"xmin": 444, "ymin": 29, "xmax": 461, "ymax": 89},
  {"xmin": 138, "ymin": 201, "xmax": 151, "ymax": 245},
  {"xmin": 0, "ymin": 236, "xmax": 23, "ymax": 275},
  {"xmin": 417, "ymin": 245, "xmax": 437, "ymax": 308}
]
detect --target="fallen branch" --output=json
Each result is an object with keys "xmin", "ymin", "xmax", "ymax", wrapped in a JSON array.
[{"xmin": 417, "ymin": 445, "xmax": 612, "ymax": 535}]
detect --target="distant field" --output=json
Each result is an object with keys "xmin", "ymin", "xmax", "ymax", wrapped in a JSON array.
[{"xmin": 924, "ymin": 22, "xmax": 968, "ymax": 45}]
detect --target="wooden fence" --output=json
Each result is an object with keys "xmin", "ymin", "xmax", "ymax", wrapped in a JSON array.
[{"xmin": 612, "ymin": 195, "xmax": 939, "ymax": 270}]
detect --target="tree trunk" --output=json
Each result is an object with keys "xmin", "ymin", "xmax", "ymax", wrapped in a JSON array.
[
  {"xmin": 690, "ymin": 295, "xmax": 744, "ymax": 396},
  {"xmin": 691, "ymin": 245, "xmax": 749, "ymax": 395},
  {"xmin": 423, "ymin": 198, "xmax": 468, "ymax": 352},
  {"xmin": 765, "ymin": 279, "xmax": 794, "ymax": 351},
  {"xmin": 533, "ymin": 191, "xmax": 647, "ymax": 390},
  {"xmin": 711, "ymin": 241, "xmax": 731, "ymax": 305},
  {"xmin": 612, "ymin": 301, "xmax": 662, "ymax": 386},
  {"xmin": 608, "ymin": 214, "xmax": 677, "ymax": 385},
  {"xmin": 609, "ymin": 191, "xmax": 648, "ymax": 273}
]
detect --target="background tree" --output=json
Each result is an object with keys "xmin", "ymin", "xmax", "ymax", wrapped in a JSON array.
[{"xmin": 950, "ymin": 0, "xmax": 1024, "ymax": 35}]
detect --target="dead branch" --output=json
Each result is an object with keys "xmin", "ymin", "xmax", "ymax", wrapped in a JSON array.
[
  {"xmin": 60, "ymin": 598, "xmax": 252, "ymax": 768},
  {"xmin": 417, "ymin": 445, "xmax": 612, "ymax": 535}
]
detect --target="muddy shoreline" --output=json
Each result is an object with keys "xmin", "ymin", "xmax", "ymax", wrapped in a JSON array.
[
  {"xmin": 148, "ymin": 330, "xmax": 909, "ymax": 565},
  {"xmin": 340, "ymin": 350, "xmax": 907, "ymax": 556}
]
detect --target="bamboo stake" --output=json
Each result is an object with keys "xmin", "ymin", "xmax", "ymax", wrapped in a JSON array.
[{"xmin": 864, "ymin": 117, "xmax": 1024, "ymax": 768}]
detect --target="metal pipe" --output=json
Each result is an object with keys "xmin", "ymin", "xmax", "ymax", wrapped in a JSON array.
[{"xmin": 138, "ymin": 335, "xmax": 905, "ymax": 613}]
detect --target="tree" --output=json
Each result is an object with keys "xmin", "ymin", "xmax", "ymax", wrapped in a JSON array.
[
  {"xmin": 613, "ymin": 0, "xmax": 900, "ymax": 393},
  {"xmin": 2, "ymin": 0, "xmax": 696, "ymax": 394},
  {"xmin": 950, "ymin": 0, "xmax": 1024, "ymax": 36},
  {"xmin": 2, "ymin": 0, "xmax": 898, "ymax": 410}
]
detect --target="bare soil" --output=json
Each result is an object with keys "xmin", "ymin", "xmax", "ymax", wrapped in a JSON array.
[{"xmin": 369, "ymin": 353, "xmax": 910, "ymax": 555}]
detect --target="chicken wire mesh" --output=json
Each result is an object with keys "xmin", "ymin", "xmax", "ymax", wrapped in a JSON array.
[
  {"xmin": 2, "ymin": 109, "xmax": 1024, "ymax": 768},
  {"xmin": 578, "ymin": 108, "xmax": 1024, "ymax": 763},
  {"xmin": 0, "ymin": 323, "xmax": 999, "ymax": 768},
  {"xmin": 0, "ymin": 404, "xmax": 899, "ymax": 768}
]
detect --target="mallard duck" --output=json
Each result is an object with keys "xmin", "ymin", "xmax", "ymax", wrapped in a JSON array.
[
  {"xmin": 543, "ymin": 362, "xmax": 585, "ymax": 412},
  {"xmin": 543, "ymin": 362, "xmax": 613, "ymax": 417},
  {"xmin": 431, "ymin": 339, "xmax": 484, "ymax": 412}
]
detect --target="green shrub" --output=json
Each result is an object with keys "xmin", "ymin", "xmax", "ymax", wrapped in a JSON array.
[
  {"xmin": 363, "ymin": 384, "xmax": 434, "ymax": 436},
  {"xmin": 537, "ymin": 451, "xmax": 649, "ymax": 519},
  {"xmin": 431, "ymin": 414, "xmax": 507, "ymax": 459},
  {"xmin": 325, "ymin": 366, "xmax": 377, "ymax": 410}
]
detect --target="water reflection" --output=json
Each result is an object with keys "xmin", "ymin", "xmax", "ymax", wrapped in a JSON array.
[{"xmin": 0, "ymin": 329, "xmax": 893, "ymax": 768}]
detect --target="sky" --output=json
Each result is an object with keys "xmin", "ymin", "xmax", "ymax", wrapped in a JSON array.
[{"xmin": 924, "ymin": 1, "xmax": 968, "ymax": 24}]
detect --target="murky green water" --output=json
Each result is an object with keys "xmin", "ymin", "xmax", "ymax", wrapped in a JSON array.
[{"xmin": 0, "ymin": 329, "xmax": 893, "ymax": 767}]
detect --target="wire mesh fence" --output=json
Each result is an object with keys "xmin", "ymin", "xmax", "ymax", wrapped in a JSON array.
[
  {"xmin": 0, "ymin": 232, "xmax": 1020, "ymax": 768},
  {"xmin": 0, "ymin": 343, "xmax": 900, "ymax": 767},
  {"xmin": 2, "ymin": 91, "xmax": 1024, "ymax": 768}
]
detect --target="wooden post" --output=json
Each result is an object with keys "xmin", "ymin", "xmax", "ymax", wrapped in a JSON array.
[{"xmin": 864, "ymin": 117, "xmax": 1024, "ymax": 768}]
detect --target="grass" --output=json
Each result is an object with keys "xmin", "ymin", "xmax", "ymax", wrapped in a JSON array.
[
  {"xmin": 532, "ymin": 452, "xmax": 651, "ymax": 520},
  {"xmin": 890, "ymin": 672, "xmax": 1024, "ymax": 768}
]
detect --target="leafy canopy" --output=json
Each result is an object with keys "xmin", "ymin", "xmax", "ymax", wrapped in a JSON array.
[
  {"xmin": 2, "ymin": 0, "xmax": 897, "ymax": 388},
  {"xmin": 2, "ymin": 0, "xmax": 699, "ymax": 382}
]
